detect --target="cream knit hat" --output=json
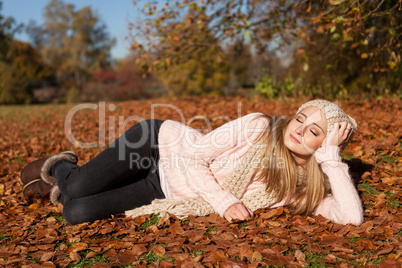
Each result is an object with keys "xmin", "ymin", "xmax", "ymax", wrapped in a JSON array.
[{"xmin": 296, "ymin": 100, "xmax": 357, "ymax": 133}]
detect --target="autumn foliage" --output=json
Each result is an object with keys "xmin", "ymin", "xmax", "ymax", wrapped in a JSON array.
[
  {"xmin": 0, "ymin": 97, "xmax": 401, "ymax": 267},
  {"xmin": 83, "ymin": 70, "xmax": 155, "ymax": 101}
]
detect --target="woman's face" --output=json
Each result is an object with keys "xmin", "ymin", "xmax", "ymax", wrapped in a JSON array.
[{"xmin": 284, "ymin": 106, "xmax": 327, "ymax": 165}]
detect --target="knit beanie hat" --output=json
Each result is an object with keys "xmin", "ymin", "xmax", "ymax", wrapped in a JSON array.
[{"xmin": 296, "ymin": 100, "xmax": 358, "ymax": 133}]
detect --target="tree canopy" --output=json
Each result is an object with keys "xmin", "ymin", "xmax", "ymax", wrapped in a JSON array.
[
  {"xmin": 129, "ymin": 0, "xmax": 401, "ymax": 96},
  {"xmin": 27, "ymin": 0, "xmax": 116, "ymax": 100}
]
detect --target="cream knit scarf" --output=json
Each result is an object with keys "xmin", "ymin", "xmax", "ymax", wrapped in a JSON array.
[{"xmin": 125, "ymin": 139, "xmax": 280, "ymax": 219}]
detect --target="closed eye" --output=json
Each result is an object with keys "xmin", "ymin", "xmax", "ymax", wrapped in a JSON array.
[
  {"xmin": 296, "ymin": 118, "xmax": 303, "ymax": 123},
  {"xmin": 310, "ymin": 130, "xmax": 317, "ymax": 136}
]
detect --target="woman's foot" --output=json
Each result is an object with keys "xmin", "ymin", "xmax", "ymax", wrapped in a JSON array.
[{"xmin": 20, "ymin": 151, "xmax": 78, "ymax": 204}]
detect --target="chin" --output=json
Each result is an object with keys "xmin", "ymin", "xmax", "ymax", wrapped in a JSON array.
[
  {"xmin": 285, "ymin": 142, "xmax": 310, "ymax": 158},
  {"xmin": 284, "ymin": 138, "xmax": 298, "ymax": 152}
]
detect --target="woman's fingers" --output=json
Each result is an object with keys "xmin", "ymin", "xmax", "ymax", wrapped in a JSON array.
[
  {"xmin": 231, "ymin": 203, "xmax": 251, "ymax": 219},
  {"xmin": 223, "ymin": 203, "xmax": 253, "ymax": 222},
  {"xmin": 325, "ymin": 122, "xmax": 339, "ymax": 146},
  {"xmin": 325, "ymin": 122, "xmax": 354, "ymax": 147},
  {"xmin": 339, "ymin": 123, "xmax": 353, "ymax": 148},
  {"xmin": 338, "ymin": 122, "xmax": 348, "ymax": 143}
]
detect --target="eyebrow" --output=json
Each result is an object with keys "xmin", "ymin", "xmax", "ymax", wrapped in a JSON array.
[{"xmin": 299, "ymin": 113, "xmax": 325, "ymax": 133}]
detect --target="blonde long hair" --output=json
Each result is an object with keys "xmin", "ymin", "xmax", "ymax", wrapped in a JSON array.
[{"xmin": 250, "ymin": 113, "xmax": 331, "ymax": 215}]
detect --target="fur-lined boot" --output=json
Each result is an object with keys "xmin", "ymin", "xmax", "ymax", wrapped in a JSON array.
[{"xmin": 21, "ymin": 151, "xmax": 78, "ymax": 204}]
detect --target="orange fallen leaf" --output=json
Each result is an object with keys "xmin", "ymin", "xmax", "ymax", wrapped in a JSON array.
[
  {"xmin": 381, "ymin": 177, "xmax": 394, "ymax": 185},
  {"xmin": 66, "ymin": 242, "xmax": 88, "ymax": 253},
  {"xmin": 152, "ymin": 244, "xmax": 166, "ymax": 257},
  {"xmin": 69, "ymin": 251, "xmax": 81, "ymax": 262}
]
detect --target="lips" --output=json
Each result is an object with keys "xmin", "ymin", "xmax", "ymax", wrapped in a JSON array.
[{"xmin": 290, "ymin": 134, "xmax": 301, "ymax": 144}]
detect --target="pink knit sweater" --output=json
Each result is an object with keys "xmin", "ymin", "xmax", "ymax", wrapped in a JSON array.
[{"xmin": 157, "ymin": 113, "xmax": 363, "ymax": 226}]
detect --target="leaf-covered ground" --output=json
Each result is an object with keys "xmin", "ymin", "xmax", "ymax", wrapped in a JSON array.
[{"xmin": 0, "ymin": 96, "xmax": 401, "ymax": 267}]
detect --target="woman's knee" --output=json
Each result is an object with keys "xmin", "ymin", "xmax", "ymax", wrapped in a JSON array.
[
  {"xmin": 57, "ymin": 171, "xmax": 90, "ymax": 199},
  {"xmin": 63, "ymin": 199, "xmax": 106, "ymax": 225}
]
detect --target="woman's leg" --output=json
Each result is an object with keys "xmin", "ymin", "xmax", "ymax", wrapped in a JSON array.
[
  {"xmin": 52, "ymin": 119, "xmax": 165, "ymax": 199},
  {"xmin": 61, "ymin": 162, "xmax": 164, "ymax": 224}
]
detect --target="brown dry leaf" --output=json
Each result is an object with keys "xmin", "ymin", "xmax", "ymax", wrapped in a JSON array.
[
  {"xmin": 146, "ymin": 225, "xmax": 159, "ymax": 233},
  {"xmin": 40, "ymin": 252, "xmax": 54, "ymax": 262},
  {"xmin": 260, "ymin": 209, "xmax": 278, "ymax": 219},
  {"xmin": 134, "ymin": 216, "xmax": 147, "ymax": 224},
  {"xmin": 130, "ymin": 244, "xmax": 148, "ymax": 257},
  {"xmin": 27, "ymin": 203, "xmax": 40, "ymax": 210},
  {"xmin": 2, "ymin": 97, "xmax": 401, "ymax": 267},
  {"xmin": 85, "ymin": 251, "xmax": 97, "ymax": 258},
  {"xmin": 169, "ymin": 221, "xmax": 184, "ymax": 235},
  {"xmin": 379, "ymin": 259, "xmax": 400, "ymax": 267},
  {"xmin": 252, "ymin": 251, "xmax": 262, "ymax": 262},
  {"xmin": 240, "ymin": 244, "xmax": 253, "ymax": 260},
  {"xmin": 152, "ymin": 244, "xmax": 166, "ymax": 257},
  {"xmin": 69, "ymin": 251, "xmax": 81, "ymax": 262},
  {"xmin": 117, "ymin": 252, "xmax": 137, "ymax": 265},
  {"xmin": 66, "ymin": 242, "xmax": 88, "ymax": 253},
  {"xmin": 214, "ymin": 249, "xmax": 227, "ymax": 260},
  {"xmin": 222, "ymin": 258, "xmax": 247, "ymax": 267},
  {"xmin": 377, "ymin": 246, "xmax": 394, "ymax": 255},
  {"xmin": 160, "ymin": 259, "xmax": 175, "ymax": 267},
  {"xmin": 381, "ymin": 177, "xmax": 394, "ymax": 185}
]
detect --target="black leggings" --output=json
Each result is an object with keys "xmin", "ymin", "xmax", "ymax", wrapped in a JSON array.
[{"xmin": 52, "ymin": 119, "xmax": 166, "ymax": 224}]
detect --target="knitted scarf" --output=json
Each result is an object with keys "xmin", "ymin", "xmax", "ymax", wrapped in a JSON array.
[{"xmin": 125, "ymin": 139, "xmax": 277, "ymax": 219}]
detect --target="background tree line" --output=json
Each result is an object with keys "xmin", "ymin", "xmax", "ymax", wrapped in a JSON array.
[
  {"xmin": 1, "ymin": 0, "xmax": 400, "ymax": 104},
  {"xmin": 131, "ymin": 0, "xmax": 401, "ymax": 98},
  {"xmin": 0, "ymin": 0, "xmax": 117, "ymax": 104}
]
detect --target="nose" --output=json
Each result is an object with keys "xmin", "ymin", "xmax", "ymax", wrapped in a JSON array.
[{"xmin": 295, "ymin": 125, "xmax": 303, "ymax": 136}]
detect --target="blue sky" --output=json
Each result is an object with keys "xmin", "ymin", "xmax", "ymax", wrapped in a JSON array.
[{"xmin": 2, "ymin": 0, "xmax": 138, "ymax": 59}]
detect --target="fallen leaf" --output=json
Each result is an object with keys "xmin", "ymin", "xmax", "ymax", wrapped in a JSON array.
[{"xmin": 69, "ymin": 251, "xmax": 81, "ymax": 262}]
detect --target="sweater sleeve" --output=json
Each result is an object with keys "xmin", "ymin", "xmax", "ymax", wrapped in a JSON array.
[
  {"xmin": 183, "ymin": 112, "xmax": 267, "ymax": 217},
  {"xmin": 313, "ymin": 146, "xmax": 364, "ymax": 226}
]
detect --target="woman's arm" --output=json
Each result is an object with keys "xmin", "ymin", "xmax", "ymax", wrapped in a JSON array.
[
  {"xmin": 183, "ymin": 113, "xmax": 267, "ymax": 218},
  {"xmin": 313, "ymin": 146, "xmax": 364, "ymax": 226}
]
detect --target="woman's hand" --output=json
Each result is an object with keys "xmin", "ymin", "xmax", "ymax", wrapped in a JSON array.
[
  {"xmin": 223, "ymin": 203, "xmax": 253, "ymax": 222},
  {"xmin": 322, "ymin": 122, "xmax": 353, "ymax": 148}
]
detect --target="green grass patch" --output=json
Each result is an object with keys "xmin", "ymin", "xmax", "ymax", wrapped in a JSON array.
[
  {"xmin": 358, "ymin": 182, "xmax": 380, "ymax": 196},
  {"xmin": 138, "ymin": 251, "xmax": 175, "ymax": 264},
  {"xmin": 238, "ymin": 221, "xmax": 248, "ymax": 229},
  {"xmin": 335, "ymin": 250, "xmax": 386, "ymax": 266},
  {"xmin": 346, "ymin": 237, "xmax": 364, "ymax": 244},
  {"xmin": 55, "ymin": 241, "xmax": 76, "ymax": 251},
  {"xmin": 204, "ymin": 226, "xmax": 218, "ymax": 237},
  {"xmin": 340, "ymin": 152, "xmax": 355, "ymax": 160},
  {"xmin": 11, "ymin": 157, "xmax": 26, "ymax": 164},
  {"xmin": 66, "ymin": 249, "xmax": 113, "ymax": 268},
  {"xmin": 181, "ymin": 219, "xmax": 190, "ymax": 225},
  {"xmin": 42, "ymin": 213, "xmax": 64, "ymax": 222},
  {"xmin": 305, "ymin": 252, "xmax": 326, "ymax": 267},
  {"xmin": 189, "ymin": 249, "xmax": 204, "ymax": 258},
  {"xmin": 148, "ymin": 243, "xmax": 166, "ymax": 248},
  {"xmin": 385, "ymin": 192, "xmax": 395, "ymax": 198},
  {"xmin": 140, "ymin": 214, "xmax": 160, "ymax": 230},
  {"xmin": 388, "ymin": 199, "xmax": 401, "ymax": 208},
  {"xmin": 376, "ymin": 152, "xmax": 396, "ymax": 163},
  {"xmin": 26, "ymin": 253, "xmax": 40, "ymax": 263},
  {"xmin": 27, "ymin": 228, "xmax": 37, "ymax": 234},
  {"xmin": 283, "ymin": 248, "xmax": 296, "ymax": 256},
  {"xmin": 0, "ymin": 234, "xmax": 12, "ymax": 241},
  {"xmin": 0, "ymin": 105, "xmax": 40, "ymax": 122}
]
